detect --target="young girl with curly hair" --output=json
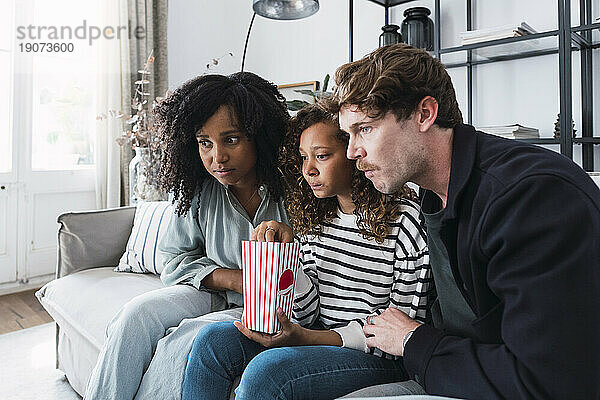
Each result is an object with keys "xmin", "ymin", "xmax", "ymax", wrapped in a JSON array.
[
  {"xmin": 181, "ymin": 104, "xmax": 433, "ymax": 400},
  {"xmin": 85, "ymin": 72, "xmax": 290, "ymax": 400}
]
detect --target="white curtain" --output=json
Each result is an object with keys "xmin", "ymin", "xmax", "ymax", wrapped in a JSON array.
[{"xmin": 94, "ymin": 0, "xmax": 131, "ymax": 209}]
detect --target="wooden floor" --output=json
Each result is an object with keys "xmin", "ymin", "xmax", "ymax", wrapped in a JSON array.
[{"xmin": 0, "ymin": 288, "xmax": 54, "ymax": 335}]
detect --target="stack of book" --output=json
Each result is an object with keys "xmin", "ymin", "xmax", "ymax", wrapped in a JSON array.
[
  {"xmin": 459, "ymin": 22, "xmax": 537, "ymax": 45},
  {"xmin": 478, "ymin": 124, "xmax": 540, "ymax": 139}
]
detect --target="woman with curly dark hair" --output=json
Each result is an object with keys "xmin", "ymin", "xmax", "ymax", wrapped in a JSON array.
[
  {"xmin": 85, "ymin": 72, "xmax": 290, "ymax": 400},
  {"xmin": 182, "ymin": 104, "xmax": 434, "ymax": 400}
]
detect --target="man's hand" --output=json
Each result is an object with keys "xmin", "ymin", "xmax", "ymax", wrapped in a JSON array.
[
  {"xmin": 362, "ymin": 308, "xmax": 422, "ymax": 356},
  {"xmin": 252, "ymin": 221, "xmax": 294, "ymax": 243},
  {"xmin": 234, "ymin": 307, "xmax": 305, "ymax": 347}
]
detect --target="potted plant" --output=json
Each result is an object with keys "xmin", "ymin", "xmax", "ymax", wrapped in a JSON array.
[{"xmin": 286, "ymin": 74, "xmax": 332, "ymax": 111}]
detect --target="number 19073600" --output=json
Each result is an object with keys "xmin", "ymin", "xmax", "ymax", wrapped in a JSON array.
[{"xmin": 18, "ymin": 42, "xmax": 74, "ymax": 53}]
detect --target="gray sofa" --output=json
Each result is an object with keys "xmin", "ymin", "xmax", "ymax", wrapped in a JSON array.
[
  {"xmin": 36, "ymin": 204, "xmax": 435, "ymax": 399},
  {"xmin": 35, "ymin": 206, "xmax": 164, "ymax": 395},
  {"xmin": 39, "ymin": 172, "xmax": 600, "ymax": 398}
]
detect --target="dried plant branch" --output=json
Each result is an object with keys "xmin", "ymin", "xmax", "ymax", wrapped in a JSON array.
[{"xmin": 96, "ymin": 49, "xmax": 234, "ymax": 202}]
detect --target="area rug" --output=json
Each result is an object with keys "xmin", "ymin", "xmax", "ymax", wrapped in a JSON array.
[{"xmin": 0, "ymin": 322, "xmax": 81, "ymax": 400}]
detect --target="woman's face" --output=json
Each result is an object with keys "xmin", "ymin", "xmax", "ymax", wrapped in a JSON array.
[
  {"xmin": 196, "ymin": 105, "xmax": 257, "ymax": 188},
  {"xmin": 299, "ymin": 122, "xmax": 354, "ymax": 199}
]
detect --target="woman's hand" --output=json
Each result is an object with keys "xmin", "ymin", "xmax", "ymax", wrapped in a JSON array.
[
  {"xmin": 252, "ymin": 221, "xmax": 294, "ymax": 243},
  {"xmin": 234, "ymin": 307, "xmax": 305, "ymax": 347},
  {"xmin": 201, "ymin": 269, "xmax": 243, "ymax": 294}
]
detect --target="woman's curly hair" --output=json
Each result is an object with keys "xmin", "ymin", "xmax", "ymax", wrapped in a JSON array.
[
  {"xmin": 154, "ymin": 72, "xmax": 289, "ymax": 217},
  {"xmin": 279, "ymin": 104, "xmax": 417, "ymax": 244}
]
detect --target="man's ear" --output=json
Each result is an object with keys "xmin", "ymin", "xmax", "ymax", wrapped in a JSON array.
[{"xmin": 416, "ymin": 96, "xmax": 438, "ymax": 132}]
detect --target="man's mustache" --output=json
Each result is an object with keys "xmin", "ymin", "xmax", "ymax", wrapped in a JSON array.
[{"xmin": 356, "ymin": 162, "xmax": 377, "ymax": 171}]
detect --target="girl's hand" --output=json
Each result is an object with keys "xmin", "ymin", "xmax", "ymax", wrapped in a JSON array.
[
  {"xmin": 252, "ymin": 221, "xmax": 294, "ymax": 243},
  {"xmin": 234, "ymin": 307, "xmax": 305, "ymax": 347}
]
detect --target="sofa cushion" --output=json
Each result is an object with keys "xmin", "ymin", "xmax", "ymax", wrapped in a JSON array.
[
  {"xmin": 339, "ymin": 380, "xmax": 428, "ymax": 398},
  {"xmin": 36, "ymin": 267, "xmax": 163, "ymax": 351},
  {"xmin": 57, "ymin": 206, "xmax": 136, "ymax": 278},
  {"xmin": 116, "ymin": 201, "xmax": 172, "ymax": 275}
]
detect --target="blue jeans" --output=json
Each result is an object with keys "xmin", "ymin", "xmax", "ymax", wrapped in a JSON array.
[
  {"xmin": 182, "ymin": 321, "xmax": 408, "ymax": 400},
  {"xmin": 84, "ymin": 285, "xmax": 215, "ymax": 400}
]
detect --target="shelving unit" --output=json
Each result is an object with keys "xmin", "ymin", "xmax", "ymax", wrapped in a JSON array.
[{"xmin": 349, "ymin": 0, "xmax": 599, "ymax": 170}]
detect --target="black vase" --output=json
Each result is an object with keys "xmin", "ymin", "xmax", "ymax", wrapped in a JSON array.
[
  {"xmin": 401, "ymin": 7, "xmax": 434, "ymax": 51},
  {"xmin": 379, "ymin": 24, "xmax": 402, "ymax": 47}
]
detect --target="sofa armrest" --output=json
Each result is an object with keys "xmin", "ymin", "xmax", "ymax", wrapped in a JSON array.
[{"xmin": 57, "ymin": 206, "xmax": 136, "ymax": 278}]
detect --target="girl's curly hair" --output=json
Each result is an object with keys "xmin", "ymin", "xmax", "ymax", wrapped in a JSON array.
[
  {"xmin": 279, "ymin": 104, "xmax": 416, "ymax": 244},
  {"xmin": 155, "ymin": 72, "xmax": 289, "ymax": 216}
]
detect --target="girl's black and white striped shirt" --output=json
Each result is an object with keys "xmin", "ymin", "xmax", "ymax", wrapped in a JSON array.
[{"xmin": 291, "ymin": 199, "xmax": 432, "ymax": 359}]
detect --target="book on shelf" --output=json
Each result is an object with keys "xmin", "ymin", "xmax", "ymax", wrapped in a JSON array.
[
  {"xmin": 478, "ymin": 124, "xmax": 540, "ymax": 139},
  {"xmin": 459, "ymin": 22, "xmax": 537, "ymax": 45}
]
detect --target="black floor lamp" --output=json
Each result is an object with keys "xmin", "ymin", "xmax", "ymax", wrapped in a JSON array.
[{"xmin": 241, "ymin": 0, "xmax": 320, "ymax": 71}]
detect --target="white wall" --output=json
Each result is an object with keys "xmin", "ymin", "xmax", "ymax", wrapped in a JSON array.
[
  {"xmin": 168, "ymin": 0, "xmax": 600, "ymax": 170},
  {"xmin": 168, "ymin": 0, "xmax": 383, "ymax": 87}
]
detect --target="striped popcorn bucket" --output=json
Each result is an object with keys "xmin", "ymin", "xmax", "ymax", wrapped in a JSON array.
[{"xmin": 241, "ymin": 240, "xmax": 301, "ymax": 334}]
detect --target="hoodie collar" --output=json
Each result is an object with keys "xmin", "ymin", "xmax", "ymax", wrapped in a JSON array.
[{"xmin": 441, "ymin": 124, "xmax": 478, "ymax": 221}]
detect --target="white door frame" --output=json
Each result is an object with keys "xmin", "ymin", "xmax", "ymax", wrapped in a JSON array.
[{"xmin": 0, "ymin": 0, "xmax": 97, "ymax": 294}]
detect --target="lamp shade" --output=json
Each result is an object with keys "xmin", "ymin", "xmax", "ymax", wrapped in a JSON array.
[{"xmin": 253, "ymin": 0, "xmax": 319, "ymax": 20}]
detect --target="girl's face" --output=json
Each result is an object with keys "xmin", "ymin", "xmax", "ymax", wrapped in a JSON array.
[
  {"xmin": 299, "ymin": 122, "xmax": 354, "ymax": 199},
  {"xmin": 196, "ymin": 105, "xmax": 257, "ymax": 188}
]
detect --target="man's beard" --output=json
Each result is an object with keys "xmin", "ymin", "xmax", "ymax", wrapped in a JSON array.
[{"xmin": 374, "ymin": 169, "xmax": 410, "ymax": 195}]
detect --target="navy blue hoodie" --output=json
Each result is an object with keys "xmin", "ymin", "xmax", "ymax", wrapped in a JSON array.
[{"xmin": 404, "ymin": 124, "xmax": 600, "ymax": 399}]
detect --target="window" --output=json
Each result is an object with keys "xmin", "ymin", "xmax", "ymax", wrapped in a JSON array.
[
  {"xmin": 26, "ymin": 0, "xmax": 96, "ymax": 171},
  {"xmin": 31, "ymin": 53, "xmax": 96, "ymax": 170},
  {"xmin": 0, "ymin": 0, "xmax": 14, "ymax": 173}
]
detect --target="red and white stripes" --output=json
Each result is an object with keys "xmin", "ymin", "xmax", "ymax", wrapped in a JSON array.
[{"xmin": 242, "ymin": 241, "xmax": 301, "ymax": 333}]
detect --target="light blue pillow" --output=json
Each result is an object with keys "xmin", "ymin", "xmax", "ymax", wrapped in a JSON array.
[{"xmin": 115, "ymin": 201, "xmax": 172, "ymax": 275}]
